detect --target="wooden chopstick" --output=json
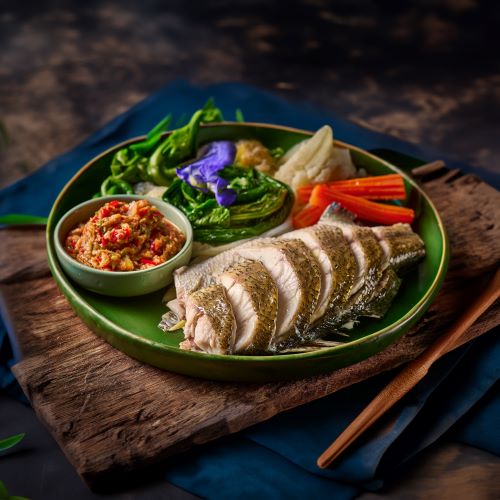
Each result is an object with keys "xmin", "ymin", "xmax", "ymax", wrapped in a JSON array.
[
  {"xmin": 317, "ymin": 268, "xmax": 500, "ymax": 469},
  {"xmin": 410, "ymin": 160, "xmax": 446, "ymax": 178}
]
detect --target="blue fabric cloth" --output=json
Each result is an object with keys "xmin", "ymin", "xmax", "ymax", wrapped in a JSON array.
[
  {"xmin": 1, "ymin": 80, "xmax": 498, "ymax": 218},
  {"xmin": 0, "ymin": 80, "xmax": 498, "ymax": 499}
]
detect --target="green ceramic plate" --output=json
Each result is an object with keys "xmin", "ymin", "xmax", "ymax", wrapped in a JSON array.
[{"xmin": 46, "ymin": 123, "xmax": 449, "ymax": 382}]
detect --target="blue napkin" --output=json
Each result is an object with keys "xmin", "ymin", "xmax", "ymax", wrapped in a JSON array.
[{"xmin": 1, "ymin": 80, "xmax": 498, "ymax": 499}]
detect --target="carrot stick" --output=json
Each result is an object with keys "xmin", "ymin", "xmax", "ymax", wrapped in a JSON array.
[
  {"xmin": 309, "ymin": 185, "xmax": 415, "ymax": 225},
  {"xmin": 297, "ymin": 174, "xmax": 407, "ymax": 204},
  {"xmin": 292, "ymin": 205, "xmax": 323, "ymax": 229}
]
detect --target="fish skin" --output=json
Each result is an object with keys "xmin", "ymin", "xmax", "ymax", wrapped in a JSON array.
[
  {"xmin": 371, "ymin": 223, "xmax": 426, "ymax": 274},
  {"xmin": 182, "ymin": 284, "xmax": 236, "ymax": 355},
  {"xmin": 239, "ymin": 239, "xmax": 322, "ymax": 347},
  {"xmin": 281, "ymin": 224, "xmax": 356, "ymax": 322},
  {"xmin": 319, "ymin": 207, "xmax": 425, "ymax": 276},
  {"xmin": 312, "ymin": 225, "xmax": 357, "ymax": 310},
  {"xmin": 361, "ymin": 267, "xmax": 402, "ymax": 319},
  {"xmin": 322, "ymin": 224, "xmax": 385, "ymax": 327},
  {"xmin": 170, "ymin": 207, "xmax": 426, "ymax": 354},
  {"xmin": 278, "ymin": 239, "xmax": 322, "ymax": 344},
  {"xmin": 173, "ymin": 238, "xmax": 272, "ymax": 302},
  {"xmin": 219, "ymin": 259, "xmax": 278, "ymax": 353},
  {"xmin": 351, "ymin": 226, "xmax": 385, "ymax": 297},
  {"xmin": 307, "ymin": 225, "xmax": 357, "ymax": 336}
]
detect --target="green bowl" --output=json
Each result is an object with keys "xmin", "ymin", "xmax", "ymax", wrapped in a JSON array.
[
  {"xmin": 47, "ymin": 122, "xmax": 449, "ymax": 382},
  {"xmin": 54, "ymin": 195, "xmax": 193, "ymax": 297}
]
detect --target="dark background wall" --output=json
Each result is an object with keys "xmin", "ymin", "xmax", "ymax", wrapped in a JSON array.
[
  {"xmin": 1, "ymin": 0, "xmax": 499, "ymax": 188},
  {"xmin": 1, "ymin": 2, "xmax": 499, "ymax": 498}
]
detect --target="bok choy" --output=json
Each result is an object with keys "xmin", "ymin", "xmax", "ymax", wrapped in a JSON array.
[{"xmin": 163, "ymin": 165, "xmax": 293, "ymax": 244}]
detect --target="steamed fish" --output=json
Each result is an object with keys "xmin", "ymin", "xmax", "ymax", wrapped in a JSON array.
[
  {"xmin": 160, "ymin": 210, "xmax": 425, "ymax": 355},
  {"xmin": 238, "ymin": 239, "xmax": 321, "ymax": 346},
  {"xmin": 281, "ymin": 225, "xmax": 356, "ymax": 323},
  {"xmin": 182, "ymin": 284, "xmax": 236, "ymax": 354},
  {"xmin": 219, "ymin": 259, "xmax": 278, "ymax": 353},
  {"xmin": 371, "ymin": 223, "xmax": 426, "ymax": 274}
]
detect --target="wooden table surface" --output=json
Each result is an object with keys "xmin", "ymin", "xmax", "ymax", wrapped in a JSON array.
[
  {"xmin": 1, "ymin": 1, "xmax": 499, "ymax": 498},
  {"xmin": 1, "ymin": 165, "xmax": 499, "ymax": 499}
]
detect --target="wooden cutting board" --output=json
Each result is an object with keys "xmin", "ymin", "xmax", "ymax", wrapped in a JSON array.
[{"xmin": 2, "ymin": 167, "xmax": 499, "ymax": 490}]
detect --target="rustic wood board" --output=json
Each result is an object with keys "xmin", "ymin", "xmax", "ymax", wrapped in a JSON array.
[{"xmin": 1, "ymin": 171, "xmax": 499, "ymax": 489}]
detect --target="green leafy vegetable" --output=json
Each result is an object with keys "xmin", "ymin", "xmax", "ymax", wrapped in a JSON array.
[
  {"xmin": 0, "ymin": 479, "xmax": 30, "ymax": 500},
  {"xmin": 96, "ymin": 99, "xmax": 293, "ymax": 244},
  {"xmin": 99, "ymin": 99, "xmax": 225, "ymax": 196},
  {"xmin": 229, "ymin": 190, "xmax": 287, "ymax": 223},
  {"xmin": 0, "ymin": 215, "xmax": 48, "ymax": 226},
  {"xmin": 0, "ymin": 433, "xmax": 25, "ymax": 452},
  {"xmin": 201, "ymin": 98, "xmax": 225, "ymax": 123},
  {"xmin": 100, "ymin": 177, "xmax": 134, "ymax": 196},
  {"xmin": 193, "ymin": 196, "xmax": 292, "ymax": 244},
  {"xmin": 130, "ymin": 114, "xmax": 172, "ymax": 155},
  {"xmin": 269, "ymin": 146, "xmax": 285, "ymax": 159},
  {"xmin": 163, "ymin": 166, "xmax": 293, "ymax": 244},
  {"xmin": 196, "ymin": 206, "xmax": 231, "ymax": 228},
  {"xmin": 235, "ymin": 109, "xmax": 245, "ymax": 122}
]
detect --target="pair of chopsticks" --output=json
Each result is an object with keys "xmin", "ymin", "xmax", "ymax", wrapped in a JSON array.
[{"xmin": 317, "ymin": 268, "xmax": 500, "ymax": 469}]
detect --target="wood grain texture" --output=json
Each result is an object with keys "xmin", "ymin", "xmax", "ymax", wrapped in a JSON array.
[
  {"xmin": 359, "ymin": 443, "xmax": 500, "ymax": 500},
  {"xmin": 1, "ymin": 2, "xmax": 500, "ymax": 190},
  {"xmin": 2, "ymin": 172, "xmax": 499, "ymax": 488}
]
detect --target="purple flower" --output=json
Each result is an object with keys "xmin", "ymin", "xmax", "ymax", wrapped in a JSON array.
[{"xmin": 176, "ymin": 141, "xmax": 237, "ymax": 206}]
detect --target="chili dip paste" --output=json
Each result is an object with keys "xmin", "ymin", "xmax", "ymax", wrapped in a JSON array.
[{"xmin": 65, "ymin": 199, "xmax": 186, "ymax": 271}]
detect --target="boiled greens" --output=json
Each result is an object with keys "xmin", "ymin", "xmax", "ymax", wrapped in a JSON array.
[{"xmin": 163, "ymin": 166, "xmax": 293, "ymax": 244}]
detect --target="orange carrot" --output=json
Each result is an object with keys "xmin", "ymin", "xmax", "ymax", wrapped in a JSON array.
[
  {"xmin": 309, "ymin": 185, "xmax": 414, "ymax": 225},
  {"xmin": 297, "ymin": 174, "xmax": 407, "ymax": 204},
  {"xmin": 292, "ymin": 205, "xmax": 323, "ymax": 229}
]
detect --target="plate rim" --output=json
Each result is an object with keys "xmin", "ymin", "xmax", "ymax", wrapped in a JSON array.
[{"xmin": 46, "ymin": 121, "xmax": 449, "ymax": 364}]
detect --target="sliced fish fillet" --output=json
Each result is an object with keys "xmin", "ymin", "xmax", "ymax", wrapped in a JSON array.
[
  {"xmin": 174, "ymin": 252, "xmax": 241, "ymax": 302},
  {"xmin": 171, "ymin": 238, "xmax": 272, "ymax": 318},
  {"xmin": 321, "ymin": 221, "xmax": 384, "ymax": 296},
  {"xmin": 361, "ymin": 267, "xmax": 402, "ymax": 319},
  {"xmin": 281, "ymin": 225, "xmax": 356, "ymax": 322},
  {"xmin": 164, "ymin": 210, "xmax": 426, "ymax": 355},
  {"xmin": 238, "ymin": 239, "xmax": 321, "ymax": 346},
  {"xmin": 371, "ymin": 223, "xmax": 425, "ymax": 274},
  {"xmin": 181, "ymin": 284, "xmax": 236, "ymax": 355},
  {"xmin": 219, "ymin": 259, "xmax": 278, "ymax": 353}
]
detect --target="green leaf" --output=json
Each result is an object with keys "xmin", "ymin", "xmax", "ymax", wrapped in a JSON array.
[
  {"xmin": 235, "ymin": 109, "xmax": 245, "ymax": 122},
  {"xmin": 100, "ymin": 177, "xmax": 134, "ymax": 196},
  {"xmin": 129, "ymin": 114, "xmax": 172, "ymax": 155},
  {"xmin": 229, "ymin": 190, "xmax": 287, "ymax": 224},
  {"xmin": 194, "ymin": 206, "xmax": 230, "ymax": 228},
  {"xmin": 0, "ymin": 214, "xmax": 48, "ymax": 226},
  {"xmin": 269, "ymin": 146, "xmax": 285, "ymax": 159},
  {"xmin": 0, "ymin": 433, "xmax": 25, "ymax": 452},
  {"xmin": 187, "ymin": 198, "xmax": 218, "ymax": 221},
  {"xmin": 109, "ymin": 149, "xmax": 145, "ymax": 183},
  {"xmin": 146, "ymin": 113, "xmax": 172, "ymax": 140},
  {"xmin": 195, "ymin": 187, "xmax": 293, "ymax": 244},
  {"xmin": 180, "ymin": 182, "xmax": 206, "ymax": 207},
  {"xmin": 200, "ymin": 98, "xmax": 224, "ymax": 123},
  {"xmin": 220, "ymin": 165, "xmax": 255, "ymax": 181},
  {"xmin": 233, "ymin": 184, "xmax": 268, "ymax": 204},
  {"xmin": 155, "ymin": 109, "xmax": 204, "ymax": 165},
  {"xmin": 0, "ymin": 480, "xmax": 8, "ymax": 498}
]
